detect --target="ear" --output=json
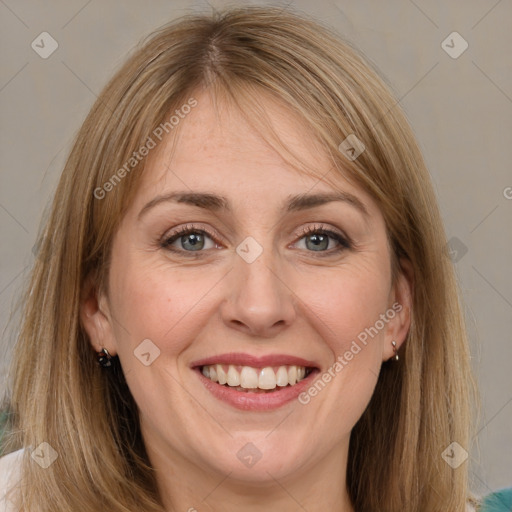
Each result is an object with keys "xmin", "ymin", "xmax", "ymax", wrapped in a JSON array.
[
  {"xmin": 80, "ymin": 274, "xmax": 117, "ymax": 356},
  {"xmin": 382, "ymin": 257, "xmax": 414, "ymax": 361}
]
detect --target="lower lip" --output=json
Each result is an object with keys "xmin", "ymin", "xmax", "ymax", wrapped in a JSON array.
[{"xmin": 195, "ymin": 368, "xmax": 319, "ymax": 411}]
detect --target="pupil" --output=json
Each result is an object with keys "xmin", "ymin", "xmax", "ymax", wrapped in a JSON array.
[
  {"xmin": 184, "ymin": 233, "xmax": 204, "ymax": 250},
  {"xmin": 307, "ymin": 233, "xmax": 328, "ymax": 251}
]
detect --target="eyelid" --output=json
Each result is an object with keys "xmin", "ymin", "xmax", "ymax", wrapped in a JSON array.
[{"xmin": 294, "ymin": 223, "xmax": 350, "ymax": 242}]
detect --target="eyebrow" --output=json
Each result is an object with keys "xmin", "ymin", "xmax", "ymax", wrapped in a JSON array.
[{"xmin": 137, "ymin": 190, "xmax": 369, "ymax": 220}]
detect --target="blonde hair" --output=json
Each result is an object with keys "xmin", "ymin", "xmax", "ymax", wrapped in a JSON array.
[{"xmin": 2, "ymin": 6, "xmax": 477, "ymax": 511}]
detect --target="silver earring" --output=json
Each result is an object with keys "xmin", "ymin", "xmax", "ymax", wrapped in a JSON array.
[{"xmin": 391, "ymin": 341, "xmax": 399, "ymax": 361}]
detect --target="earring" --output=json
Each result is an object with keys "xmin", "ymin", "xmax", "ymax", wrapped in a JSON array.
[
  {"xmin": 391, "ymin": 340, "xmax": 399, "ymax": 361},
  {"xmin": 97, "ymin": 348, "xmax": 113, "ymax": 368}
]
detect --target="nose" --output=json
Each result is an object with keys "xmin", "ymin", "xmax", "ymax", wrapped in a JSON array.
[{"xmin": 220, "ymin": 247, "xmax": 297, "ymax": 338}]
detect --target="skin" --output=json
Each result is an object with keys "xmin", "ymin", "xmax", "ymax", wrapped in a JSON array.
[{"xmin": 81, "ymin": 88, "xmax": 413, "ymax": 511}]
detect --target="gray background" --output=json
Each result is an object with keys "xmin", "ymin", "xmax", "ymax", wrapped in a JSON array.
[{"xmin": 1, "ymin": 0, "xmax": 511, "ymax": 498}]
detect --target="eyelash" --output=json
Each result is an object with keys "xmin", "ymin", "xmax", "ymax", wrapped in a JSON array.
[{"xmin": 160, "ymin": 223, "xmax": 352, "ymax": 257}]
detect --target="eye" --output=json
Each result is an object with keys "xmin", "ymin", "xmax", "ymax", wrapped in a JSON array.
[
  {"xmin": 160, "ymin": 224, "xmax": 220, "ymax": 253},
  {"xmin": 160, "ymin": 223, "xmax": 351, "ymax": 257},
  {"xmin": 294, "ymin": 224, "xmax": 351, "ymax": 254}
]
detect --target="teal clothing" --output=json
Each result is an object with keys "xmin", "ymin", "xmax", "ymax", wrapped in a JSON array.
[
  {"xmin": 480, "ymin": 488, "xmax": 512, "ymax": 511},
  {"xmin": 0, "ymin": 409, "xmax": 9, "ymax": 455}
]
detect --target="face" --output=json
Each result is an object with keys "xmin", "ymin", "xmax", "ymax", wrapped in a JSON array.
[{"xmin": 81, "ymin": 88, "xmax": 412, "ymax": 488}]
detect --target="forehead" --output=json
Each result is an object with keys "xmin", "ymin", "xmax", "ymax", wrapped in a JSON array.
[
  {"xmin": 132, "ymin": 88, "xmax": 379, "ymax": 219},
  {"xmin": 148, "ymin": 90, "xmax": 324, "ymax": 178}
]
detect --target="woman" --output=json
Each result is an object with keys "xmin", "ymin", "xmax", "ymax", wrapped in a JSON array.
[{"xmin": 0, "ymin": 5, "xmax": 506, "ymax": 511}]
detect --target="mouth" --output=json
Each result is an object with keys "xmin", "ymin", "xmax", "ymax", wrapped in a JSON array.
[
  {"xmin": 199, "ymin": 364, "xmax": 314, "ymax": 393},
  {"xmin": 191, "ymin": 353, "xmax": 320, "ymax": 410}
]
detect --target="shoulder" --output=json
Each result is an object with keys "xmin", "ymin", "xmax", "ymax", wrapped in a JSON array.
[{"xmin": 0, "ymin": 448, "xmax": 24, "ymax": 512}]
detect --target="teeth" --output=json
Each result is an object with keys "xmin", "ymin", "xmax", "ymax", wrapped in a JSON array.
[
  {"xmin": 258, "ymin": 367, "xmax": 276, "ymax": 389},
  {"xmin": 201, "ymin": 364, "xmax": 310, "ymax": 390},
  {"xmin": 240, "ymin": 366, "xmax": 259, "ymax": 388},
  {"xmin": 288, "ymin": 365, "xmax": 297, "ymax": 385},
  {"xmin": 276, "ymin": 366, "xmax": 288, "ymax": 387},
  {"xmin": 227, "ymin": 365, "xmax": 240, "ymax": 386},
  {"xmin": 217, "ymin": 365, "xmax": 227, "ymax": 385}
]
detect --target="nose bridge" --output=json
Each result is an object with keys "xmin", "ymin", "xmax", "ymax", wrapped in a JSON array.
[{"xmin": 222, "ymin": 233, "xmax": 296, "ymax": 336}]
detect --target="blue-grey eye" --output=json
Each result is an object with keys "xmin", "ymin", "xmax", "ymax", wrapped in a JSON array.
[
  {"xmin": 305, "ymin": 233, "xmax": 330, "ymax": 251},
  {"xmin": 295, "ymin": 228, "xmax": 350, "ymax": 253},
  {"xmin": 163, "ymin": 229, "xmax": 217, "ymax": 252}
]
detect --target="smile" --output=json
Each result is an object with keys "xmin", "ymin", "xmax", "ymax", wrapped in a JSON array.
[
  {"xmin": 191, "ymin": 353, "xmax": 320, "ymax": 410},
  {"xmin": 201, "ymin": 364, "xmax": 312, "ymax": 392}
]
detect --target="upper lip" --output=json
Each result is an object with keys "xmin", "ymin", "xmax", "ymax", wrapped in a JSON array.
[{"xmin": 191, "ymin": 352, "xmax": 320, "ymax": 369}]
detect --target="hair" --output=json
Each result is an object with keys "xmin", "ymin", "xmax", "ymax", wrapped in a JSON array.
[{"xmin": 1, "ymin": 5, "xmax": 478, "ymax": 511}]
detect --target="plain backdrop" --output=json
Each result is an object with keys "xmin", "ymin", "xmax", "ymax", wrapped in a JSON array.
[{"xmin": 1, "ymin": 0, "xmax": 511, "ymax": 498}]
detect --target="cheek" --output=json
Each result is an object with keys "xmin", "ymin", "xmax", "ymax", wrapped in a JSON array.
[
  {"xmin": 107, "ymin": 258, "xmax": 215, "ymax": 438},
  {"xmin": 293, "ymin": 262, "xmax": 390, "ymax": 431},
  {"xmin": 304, "ymin": 263, "xmax": 391, "ymax": 352},
  {"xmin": 109, "ymin": 252, "xmax": 220, "ymax": 364}
]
